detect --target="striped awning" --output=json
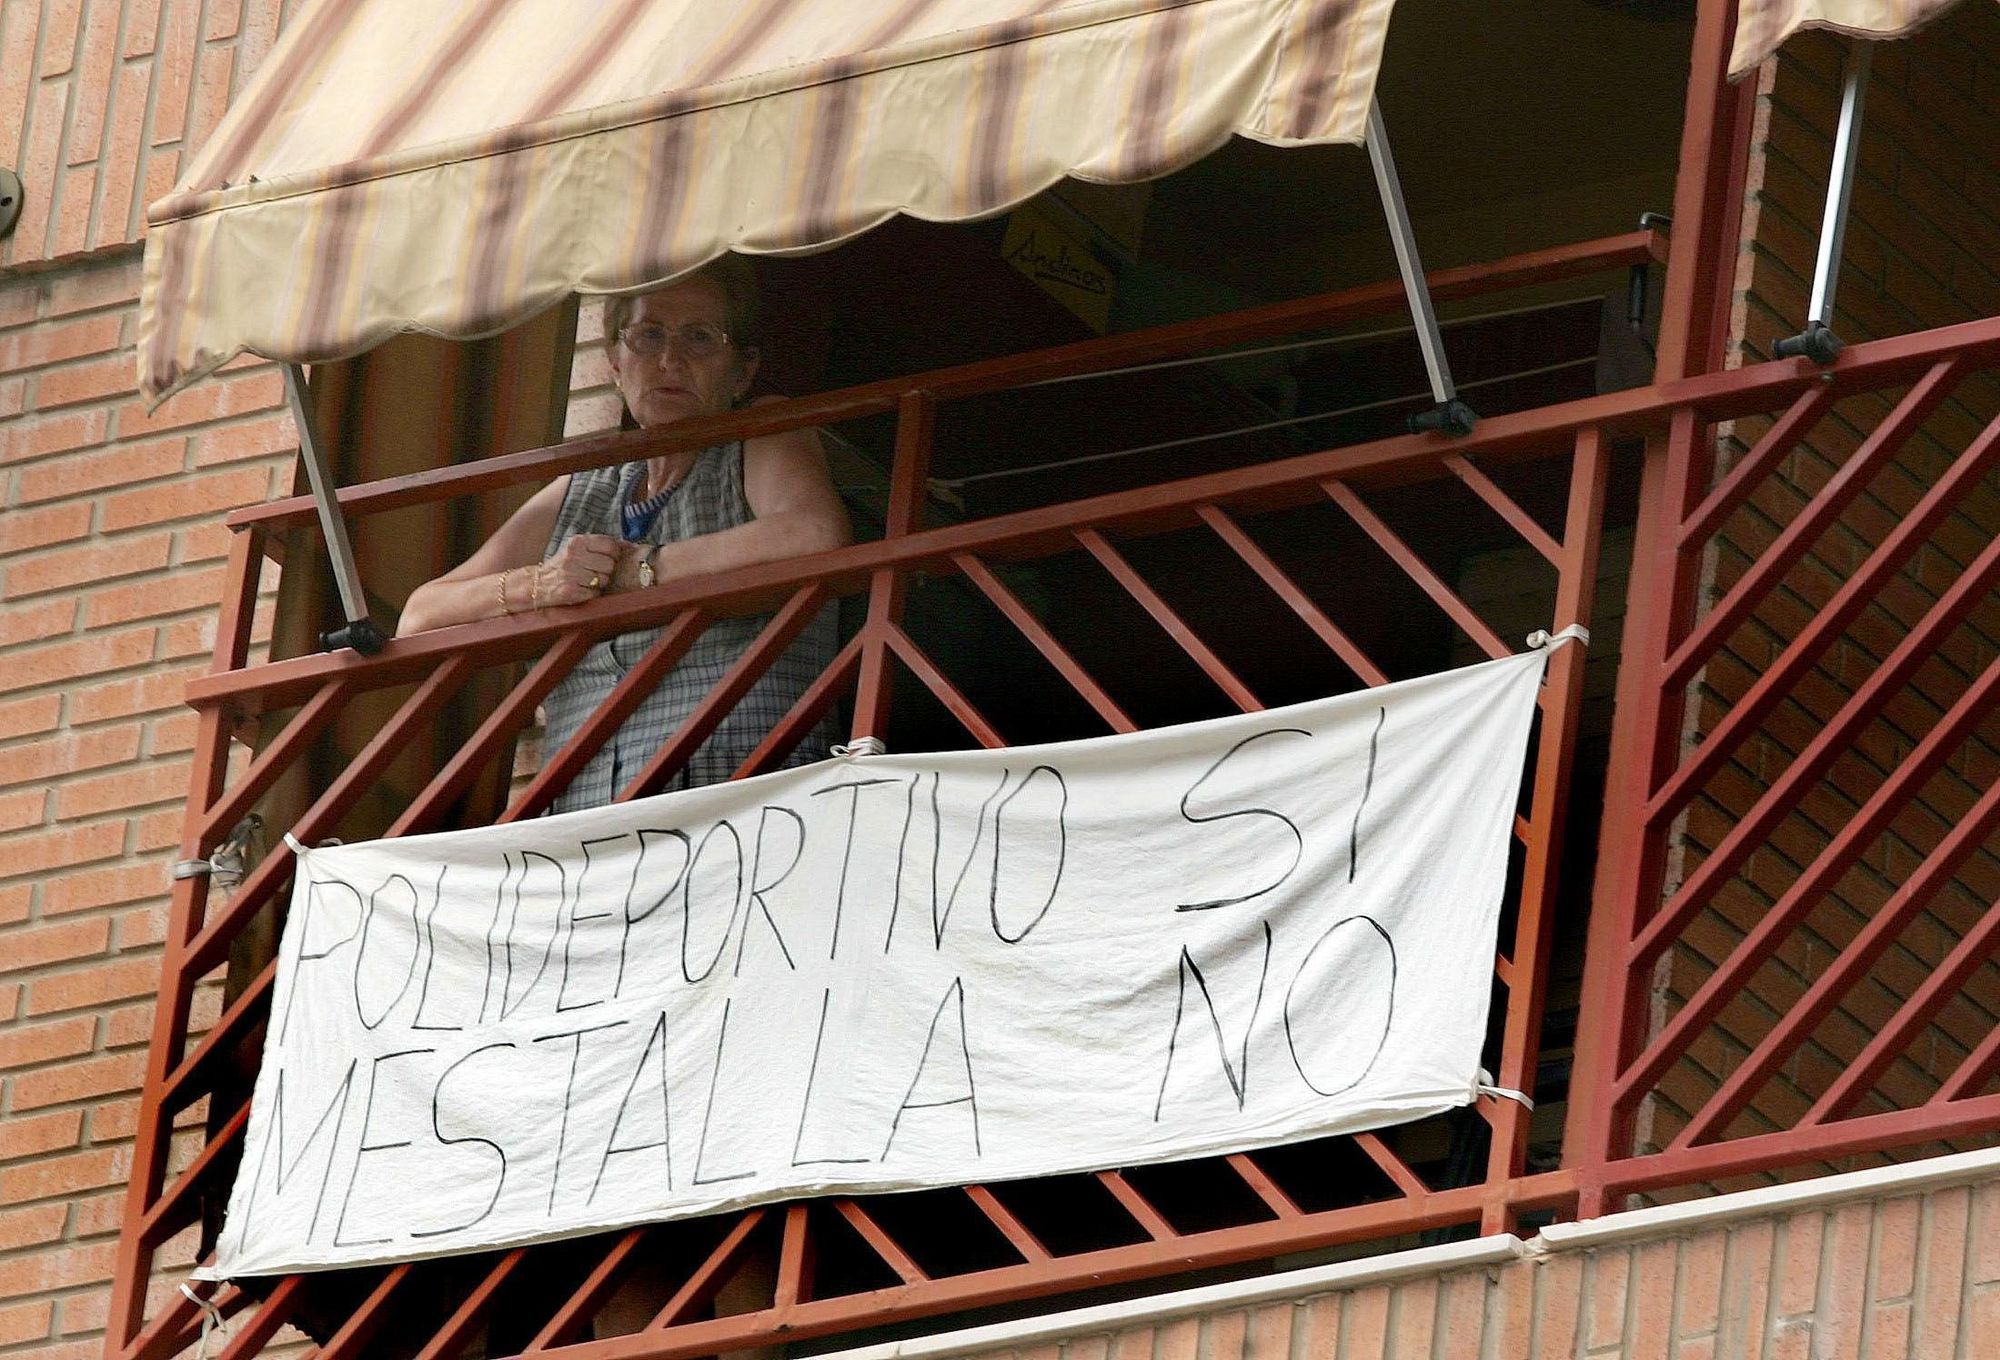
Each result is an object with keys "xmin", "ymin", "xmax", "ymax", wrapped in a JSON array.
[
  {"xmin": 138, "ymin": 0, "xmax": 1398, "ymax": 403},
  {"xmin": 1730, "ymin": 0, "xmax": 1985, "ymax": 76}
]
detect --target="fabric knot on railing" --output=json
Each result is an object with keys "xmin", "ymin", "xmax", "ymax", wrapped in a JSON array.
[
  {"xmin": 1474, "ymin": 1067, "xmax": 1535, "ymax": 1110},
  {"xmin": 831, "ymin": 736, "xmax": 888, "ymax": 758},
  {"xmin": 1526, "ymin": 623, "xmax": 1590, "ymax": 651},
  {"xmin": 180, "ymin": 1283, "xmax": 227, "ymax": 1358}
]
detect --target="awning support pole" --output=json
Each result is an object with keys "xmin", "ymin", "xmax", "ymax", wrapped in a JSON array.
[
  {"xmin": 1364, "ymin": 100, "xmax": 1476, "ymax": 436},
  {"xmin": 1775, "ymin": 42, "xmax": 1869, "ymax": 365},
  {"xmin": 283, "ymin": 364, "xmax": 386, "ymax": 655}
]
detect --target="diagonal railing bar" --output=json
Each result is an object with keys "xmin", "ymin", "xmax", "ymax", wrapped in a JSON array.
[
  {"xmin": 162, "ymin": 963, "xmax": 274, "ymax": 1111},
  {"xmin": 1659, "ymin": 356, "xmax": 1968, "ymax": 689},
  {"xmin": 1675, "ymin": 385, "xmax": 1835, "ymax": 550},
  {"xmin": 1192, "ymin": 505, "xmax": 1390, "ymax": 688},
  {"xmin": 316, "ymin": 1263, "xmax": 416, "ymax": 1360},
  {"xmin": 138, "ymin": 1099, "xmax": 250, "ymax": 1246},
  {"xmin": 731, "ymin": 630, "xmax": 866, "ymax": 778},
  {"xmin": 1480, "ymin": 429, "xmax": 1609, "ymax": 1230},
  {"xmin": 178, "ymin": 653, "xmax": 480, "ymax": 979},
  {"xmin": 617, "ymin": 585, "xmax": 833, "ymax": 801},
  {"xmin": 1321, "ymin": 481, "xmax": 1513, "ymax": 662},
  {"xmin": 389, "ymin": 631, "xmax": 596, "ymax": 837},
  {"xmin": 1648, "ymin": 411, "xmax": 2000, "ymax": 821},
  {"xmin": 853, "ymin": 392, "xmax": 936, "ymax": 741},
  {"xmin": 500, "ymin": 609, "xmax": 708, "ymax": 821},
  {"xmin": 835, "ymin": 1200, "xmax": 930, "ymax": 1284},
  {"xmin": 199, "ymin": 676, "xmax": 357, "ymax": 842},
  {"xmin": 883, "ymin": 623, "xmax": 1007, "ymax": 747},
  {"xmin": 523, "ymin": 1228, "xmax": 651, "ymax": 1352},
  {"xmin": 1443, "ymin": 454, "xmax": 1564, "ymax": 567},
  {"xmin": 1798, "ymin": 772, "xmax": 2000, "ymax": 1126},
  {"xmin": 1935, "ymin": 1000, "xmax": 2000, "ymax": 1105},
  {"xmin": 1074, "ymin": 527, "xmax": 1263, "ymax": 712},
  {"xmin": 1352, "ymin": 1131, "xmax": 1430, "ymax": 1199},
  {"xmin": 953, "ymin": 552, "xmax": 1138, "ymax": 732},
  {"xmin": 1622, "ymin": 656, "xmax": 2000, "ymax": 1102},
  {"xmin": 200, "ymin": 1275, "xmax": 307, "ymax": 1360},
  {"xmin": 648, "ymin": 1209, "xmax": 769, "ymax": 1330},
  {"xmin": 1096, "ymin": 1170, "xmax": 1179, "ymax": 1241},
  {"xmin": 961, "ymin": 1185, "xmax": 1050, "ymax": 1261},
  {"xmin": 121, "ymin": 1270, "xmax": 216, "ymax": 1360},
  {"xmin": 1628, "ymin": 530, "xmax": 2000, "ymax": 968},
  {"xmin": 1667, "ymin": 663, "xmax": 2000, "ymax": 1144},
  {"xmin": 410, "ymin": 1247, "xmax": 531, "ymax": 1360},
  {"xmin": 775, "ymin": 1203, "xmax": 815, "ymax": 1309},
  {"xmin": 1226, "ymin": 1153, "xmax": 1302, "ymax": 1219}
]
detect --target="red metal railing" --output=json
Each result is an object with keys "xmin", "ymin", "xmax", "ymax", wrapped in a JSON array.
[{"xmin": 104, "ymin": 219, "xmax": 2000, "ymax": 1360}]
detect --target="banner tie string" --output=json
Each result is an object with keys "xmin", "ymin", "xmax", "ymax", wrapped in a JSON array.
[
  {"xmin": 831, "ymin": 736, "xmax": 887, "ymax": 758},
  {"xmin": 180, "ymin": 1283, "xmax": 227, "ymax": 1358},
  {"xmin": 1474, "ymin": 1068, "xmax": 1535, "ymax": 1110},
  {"xmin": 282, "ymin": 832, "xmax": 309, "ymax": 855},
  {"xmin": 1525, "ymin": 623, "xmax": 1590, "ymax": 651}
]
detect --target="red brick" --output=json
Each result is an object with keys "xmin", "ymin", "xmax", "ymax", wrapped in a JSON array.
[
  {"xmin": 0, "ymin": 1239, "xmax": 115, "ymax": 1296},
  {"xmin": 0, "ymin": 724, "xmax": 141, "ymax": 785},
  {"xmin": 1779, "ymin": 1211, "xmax": 1826, "ymax": 1316},
  {"xmin": 6, "ymin": 1045, "xmax": 148, "ymax": 1110},
  {"xmin": 1876, "ymin": 1196, "xmax": 1920, "ymax": 1302},
  {"xmin": 23, "ymin": 955, "xmax": 163, "ymax": 1016},
  {"xmin": 39, "ymin": 0, "xmax": 84, "ymax": 76},
  {"xmin": 32, "ymin": 352, "xmax": 138, "ymax": 410},
  {"xmin": 193, "ymin": 410, "xmax": 297, "ymax": 466},
  {"xmin": 13, "ymin": 436, "xmax": 184, "ymax": 503},
  {"xmin": 0, "ymin": 312, "xmax": 122, "ymax": 369},
  {"xmin": 0, "ymin": 13, "xmax": 22, "ymax": 168},
  {"xmin": 0, "ymin": 883, "xmax": 28, "ymax": 924},
  {"xmin": 0, "ymin": 407, "xmax": 109, "ymax": 463},
  {"xmin": 1294, "ymin": 1294, "xmax": 1340, "ymax": 1357},
  {"xmin": 0, "ymin": 1202, "xmax": 68, "ymax": 1253},
  {"xmin": 125, "ymin": 0, "xmax": 165, "ymax": 55},
  {"xmin": 53, "ymin": 758, "xmax": 191, "ymax": 820},
  {"xmin": 82, "ymin": 565, "xmax": 228, "ymax": 628},
  {"xmin": 3, "ymin": 535, "xmax": 173, "ymax": 598},
  {"xmin": 67, "ymin": 1187, "xmax": 124, "ymax": 1237},
  {"xmin": 112, "ymin": 367, "xmax": 282, "ymax": 437},
  {"xmin": 68, "ymin": 665, "xmax": 199, "ymax": 724},
  {"xmin": 0, "ymin": 1107, "xmax": 83, "ymax": 1160},
  {"xmin": 1342, "ymin": 1285, "xmax": 1390, "ymax": 1360},
  {"xmin": 5, "ymin": 1145, "xmax": 124, "ymax": 1205},
  {"xmin": 174, "ymin": 518, "xmax": 236, "ymax": 562},
  {"xmin": 189, "ymin": 39, "xmax": 235, "ymax": 152},
  {"xmin": 1, "ymin": 627, "xmax": 157, "ymax": 696},
  {"xmin": 100, "ymin": 465, "xmax": 273, "ymax": 535},
  {"xmin": 0, "ymin": 786, "xmax": 42, "ymax": 833},
  {"xmin": 0, "ymin": 596, "xmax": 78, "ymax": 647},
  {"xmin": 53, "ymin": 163, "xmax": 98, "ymax": 258},
  {"xmin": 0, "ymin": 376, "xmax": 24, "ymax": 415},
  {"xmin": 0, "ymin": 500, "xmax": 93, "ymax": 552},
  {"xmin": 157, "ymin": 611, "xmax": 218, "ymax": 660},
  {"xmin": 12, "ymin": 81, "xmax": 69, "ymax": 263},
  {"xmin": 151, "ymin": 0, "xmax": 202, "ymax": 145},
  {"xmin": 65, "ymin": 0, "xmax": 125, "ymax": 166},
  {"xmin": 0, "ymin": 981, "xmax": 15, "ymax": 1019},
  {"xmin": 0, "ymin": 1298, "xmax": 53, "ymax": 1347},
  {"xmin": 102, "ymin": 994, "xmax": 158, "ymax": 1047},
  {"xmin": 0, "ymin": 919, "xmax": 110, "ymax": 978},
  {"xmin": 133, "ymin": 807, "xmax": 181, "ymax": 851},
  {"xmin": 0, "ymin": 695, "xmax": 63, "ymax": 741},
  {"xmin": 44, "ymin": 260, "xmax": 139, "ymax": 316},
  {"xmin": 0, "ymin": 820, "xmax": 126, "ymax": 881},
  {"xmin": 95, "ymin": 61, "xmax": 154, "ymax": 249},
  {"xmin": 41, "ymin": 860, "xmax": 167, "ymax": 915},
  {"xmin": 241, "ymin": 0, "xmax": 282, "ymax": 70},
  {"xmin": 148, "ymin": 709, "xmax": 199, "ymax": 755},
  {"xmin": 112, "ymin": 902, "xmax": 173, "ymax": 955}
]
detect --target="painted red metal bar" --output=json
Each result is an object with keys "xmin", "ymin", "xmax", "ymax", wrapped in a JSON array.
[
  {"xmin": 853, "ymin": 392, "xmax": 936, "ymax": 742},
  {"xmin": 1673, "ymin": 385, "xmax": 1833, "ymax": 550},
  {"xmin": 732, "ymin": 630, "xmax": 866, "ymax": 777},
  {"xmin": 883, "ymin": 623, "xmax": 1007, "ymax": 747},
  {"xmin": 1192, "ymin": 504, "xmax": 1390, "ymax": 687},
  {"xmin": 954, "ymin": 551, "xmax": 1138, "ymax": 732},
  {"xmin": 1660, "ymin": 659, "xmax": 2000, "ymax": 1143},
  {"xmin": 1321, "ymin": 480, "xmax": 1513, "ymax": 661},
  {"xmin": 1443, "ymin": 453, "xmax": 1564, "ymax": 567},
  {"xmin": 1648, "ymin": 409, "xmax": 2000, "ymax": 821},
  {"xmin": 1075, "ymin": 527, "xmax": 1263, "ymax": 711}
]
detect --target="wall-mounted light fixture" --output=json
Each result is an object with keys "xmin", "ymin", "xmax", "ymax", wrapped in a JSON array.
[{"xmin": 0, "ymin": 168, "xmax": 21, "ymax": 239}]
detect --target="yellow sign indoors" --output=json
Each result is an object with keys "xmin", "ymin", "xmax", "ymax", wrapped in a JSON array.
[{"xmin": 1003, "ymin": 201, "xmax": 1116, "ymax": 333}]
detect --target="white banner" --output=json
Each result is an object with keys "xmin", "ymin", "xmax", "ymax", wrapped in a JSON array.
[{"xmin": 203, "ymin": 646, "xmax": 1556, "ymax": 1278}]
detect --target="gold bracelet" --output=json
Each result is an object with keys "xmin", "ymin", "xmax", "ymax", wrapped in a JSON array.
[{"xmin": 498, "ymin": 567, "xmax": 514, "ymax": 616}]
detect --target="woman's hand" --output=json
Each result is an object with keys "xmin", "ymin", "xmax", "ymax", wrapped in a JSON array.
[{"xmin": 533, "ymin": 533, "xmax": 626, "ymax": 608}]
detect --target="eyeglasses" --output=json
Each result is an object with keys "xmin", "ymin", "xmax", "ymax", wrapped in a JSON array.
[{"xmin": 617, "ymin": 320, "xmax": 731, "ymax": 360}]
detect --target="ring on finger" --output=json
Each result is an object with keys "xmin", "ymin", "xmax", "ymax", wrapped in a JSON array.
[{"xmin": 589, "ymin": 573, "xmax": 603, "ymax": 590}]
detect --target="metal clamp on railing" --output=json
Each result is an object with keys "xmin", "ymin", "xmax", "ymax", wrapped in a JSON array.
[{"xmin": 169, "ymin": 814, "xmax": 264, "ymax": 890}]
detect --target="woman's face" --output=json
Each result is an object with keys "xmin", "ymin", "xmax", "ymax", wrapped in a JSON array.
[{"xmin": 607, "ymin": 275, "xmax": 759, "ymax": 429}]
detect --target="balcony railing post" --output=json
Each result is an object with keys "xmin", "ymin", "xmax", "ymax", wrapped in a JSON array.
[
  {"xmin": 1479, "ymin": 427, "xmax": 1608, "ymax": 1231},
  {"xmin": 851, "ymin": 391, "xmax": 937, "ymax": 742}
]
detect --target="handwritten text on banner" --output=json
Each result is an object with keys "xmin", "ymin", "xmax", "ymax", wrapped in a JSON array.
[{"xmin": 204, "ymin": 648, "xmax": 1550, "ymax": 1277}]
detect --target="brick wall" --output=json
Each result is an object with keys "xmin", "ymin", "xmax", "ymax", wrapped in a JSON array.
[
  {"xmin": 1, "ymin": 1, "xmax": 296, "ymax": 1354},
  {"xmin": 1644, "ymin": 6, "xmax": 2000, "ymax": 1162},
  {"xmin": 956, "ymin": 1168, "xmax": 2000, "ymax": 1360}
]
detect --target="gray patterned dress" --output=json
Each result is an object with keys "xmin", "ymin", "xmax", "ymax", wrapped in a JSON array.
[{"xmin": 539, "ymin": 442, "xmax": 838, "ymax": 812}]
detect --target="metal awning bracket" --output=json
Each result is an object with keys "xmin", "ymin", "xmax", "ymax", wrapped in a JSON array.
[
  {"xmin": 1365, "ymin": 101, "xmax": 1476, "ymax": 437},
  {"xmin": 1775, "ymin": 42, "xmax": 1870, "ymax": 365},
  {"xmin": 283, "ymin": 364, "xmax": 386, "ymax": 654}
]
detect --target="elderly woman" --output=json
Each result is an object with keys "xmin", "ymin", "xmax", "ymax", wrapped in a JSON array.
[{"xmin": 398, "ymin": 258, "xmax": 850, "ymax": 809}]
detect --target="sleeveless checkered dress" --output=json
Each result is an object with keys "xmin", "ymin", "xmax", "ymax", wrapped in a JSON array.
[{"xmin": 539, "ymin": 442, "xmax": 838, "ymax": 812}]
